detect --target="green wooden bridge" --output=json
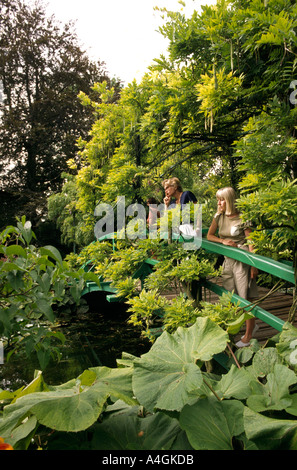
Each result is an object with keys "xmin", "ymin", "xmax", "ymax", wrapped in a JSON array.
[{"xmin": 81, "ymin": 230, "xmax": 295, "ymax": 341}]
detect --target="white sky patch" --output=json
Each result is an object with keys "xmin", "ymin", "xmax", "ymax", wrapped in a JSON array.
[{"xmin": 44, "ymin": 0, "xmax": 215, "ymax": 85}]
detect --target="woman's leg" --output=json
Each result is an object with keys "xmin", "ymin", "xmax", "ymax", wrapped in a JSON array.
[
  {"xmin": 234, "ymin": 262, "xmax": 257, "ymax": 346},
  {"xmin": 240, "ymin": 317, "xmax": 256, "ymax": 343},
  {"xmin": 222, "ymin": 259, "xmax": 258, "ymax": 346},
  {"xmin": 221, "ymin": 257, "xmax": 236, "ymax": 292}
]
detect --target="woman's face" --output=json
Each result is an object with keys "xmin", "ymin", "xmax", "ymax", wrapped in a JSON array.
[{"xmin": 217, "ymin": 197, "xmax": 226, "ymax": 213}]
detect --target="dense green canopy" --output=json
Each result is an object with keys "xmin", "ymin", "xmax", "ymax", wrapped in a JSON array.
[{"xmin": 48, "ymin": 0, "xmax": 297, "ymax": 252}]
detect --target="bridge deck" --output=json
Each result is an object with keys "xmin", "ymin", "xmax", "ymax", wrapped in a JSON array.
[{"xmin": 251, "ymin": 288, "xmax": 294, "ymax": 343}]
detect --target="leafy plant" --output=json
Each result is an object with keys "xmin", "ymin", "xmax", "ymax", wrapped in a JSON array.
[
  {"xmin": 198, "ymin": 292, "xmax": 253, "ymax": 335},
  {"xmin": 237, "ymin": 176, "xmax": 297, "ymax": 322},
  {"xmin": 1, "ymin": 317, "xmax": 297, "ymax": 450},
  {"xmin": 127, "ymin": 289, "xmax": 168, "ymax": 341},
  {"xmin": 162, "ymin": 294, "xmax": 200, "ymax": 333},
  {"xmin": 0, "ymin": 217, "xmax": 99, "ymax": 370}
]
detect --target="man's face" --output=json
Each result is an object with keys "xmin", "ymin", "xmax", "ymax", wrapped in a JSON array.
[{"xmin": 164, "ymin": 184, "xmax": 176, "ymax": 198}]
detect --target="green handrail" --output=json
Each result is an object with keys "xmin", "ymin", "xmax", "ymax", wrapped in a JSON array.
[
  {"xmin": 151, "ymin": 231, "xmax": 295, "ymax": 284},
  {"xmin": 201, "ymin": 239, "xmax": 295, "ymax": 285},
  {"xmin": 201, "ymin": 279, "xmax": 285, "ymax": 332},
  {"xmin": 97, "ymin": 231, "xmax": 294, "ymax": 285},
  {"xmin": 85, "ymin": 233, "xmax": 294, "ymax": 330}
]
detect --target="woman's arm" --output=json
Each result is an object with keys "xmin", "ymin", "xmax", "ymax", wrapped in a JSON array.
[
  {"xmin": 207, "ymin": 218, "xmax": 222, "ymax": 243},
  {"xmin": 207, "ymin": 218, "xmax": 238, "ymax": 247}
]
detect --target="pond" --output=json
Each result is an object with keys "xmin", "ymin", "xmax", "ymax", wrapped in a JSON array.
[{"xmin": 0, "ymin": 292, "xmax": 151, "ymax": 390}]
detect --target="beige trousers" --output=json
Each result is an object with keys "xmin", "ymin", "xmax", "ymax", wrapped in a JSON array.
[{"xmin": 221, "ymin": 245, "xmax": 258, "ymax": 300}]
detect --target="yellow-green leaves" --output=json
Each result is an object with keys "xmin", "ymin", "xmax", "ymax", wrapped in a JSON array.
[{"xmin": 196, "ymin": 68, "xmax": 243, "ymax": 132}]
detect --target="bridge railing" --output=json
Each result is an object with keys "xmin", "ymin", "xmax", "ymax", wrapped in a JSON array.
[
  {"xmin": 197, "ymin": 243, "xmax": 290, "ymax": 333},
  {"xmin": 167, "ymin": 233, "xmax": 294, "ymax": 333},
  {"xmin": 83, "ymin": 231, "xmax": 295, "ymax": 333}
]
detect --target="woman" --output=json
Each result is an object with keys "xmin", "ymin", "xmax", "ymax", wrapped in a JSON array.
[
  {"xmin": 162, "ymin": 177, "xmax": 197, "ymax": 208},
  {"xmin": 207, "ymin": 187, "xmax": 258, "ymax": 347}
]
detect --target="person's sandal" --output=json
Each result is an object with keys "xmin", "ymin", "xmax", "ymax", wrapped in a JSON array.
[
  {"xmin": 241, "ymin": 323, "xmax": 259, "ymax": 340},
  {"xmin": 236, "ymin": 339, "xmax": 250, "ymax": 348}
]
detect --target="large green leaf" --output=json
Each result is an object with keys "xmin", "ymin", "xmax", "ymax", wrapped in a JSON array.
[
  {"xmin": 276, "ymin": 322, "xmax": 297, "ymax": 372},
  {"xmin": 252, "ymin": 347, "xmax": 282, "ymax": 378},
  {"xmin": 246, "ymin": 363, "xmax": 297, "ymax": 412},
  {"xmin": 31, "ymin": 387, "xmax": 109, "ymax": 432},
  {"xmin": 244, "ymin": 406, "xmax": 297, "ymax": 450},
  {"xmin": 0, "ymin": 370, "xmax": 47, "ymax": 446},
  {"xmin": 133, "ymin": 317, "xmax": 228, "ymax": 412},
  {"xmin": 40, "ymin": 245, "xmax": 63, "ymax": 265},
  {"xmin": 5, "ymin": 416, "xmax": 37, "ymax": 449},
  {"xmin": 90, "ymin": 406, "xmax": 187, "ymax": 450},
  {"xmin": 0, "ymin": 386, "xmax": 108, "ymax": 438},
  {"xmin": 0, "ymin": 366, "xmax": 134, "ymax": 438},
  {"xmin": 215, "ymin": 364, "xmax": 253, "ymax": 400},
  {"xmin": 286, "ymin": 394, "xmax": 297, "ymax": 417},
  {"xmin": 6, "ymin": 270, "xmax": 25, "ymax": 290},
  {"xmin": 179, "ymin": 397, "xmax": 245, "ymax": 450},
  {"xmin": 4, "ymin": 244, "xmax": 27, "ymax": 258},
  {"xmin": 35, "ymin": 294, "xmax": 55, "ymax": 322}
]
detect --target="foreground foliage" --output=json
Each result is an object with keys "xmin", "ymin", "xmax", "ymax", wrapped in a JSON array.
[
  {"xmin": 1, "ymin": 220, "xmax": 296, "ymax": 450},
  {"xmin": 0, "ymin": 218, "xmax": 99, "ymax": 369},
  {"xmin": 1, "ymin": 317, "xmax": 297, "ymax": 450}
]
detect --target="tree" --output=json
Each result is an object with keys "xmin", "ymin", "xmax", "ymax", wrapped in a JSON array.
[
  {"xmin": 153, "ymin": 0, "xmax": 297, "ymax": 179},
  {"xmin": 235, "ymin": 103, "xmax": 297, "ymax": 322},
  {"xmin": 0, "ymin": 0, "xmax": 118, "ymax": 230},
  {"xmin": 49, "ymin": 0, "xmax": 297, "ymax": 252},
  {"xmin": 48, "ymin": 79, "xmax": 159, "ymax": 246}
]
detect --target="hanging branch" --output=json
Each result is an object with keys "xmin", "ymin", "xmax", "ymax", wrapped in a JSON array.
[{"xmin": 160, "ymin": 144, "xmax": 217, "ymax": 177}]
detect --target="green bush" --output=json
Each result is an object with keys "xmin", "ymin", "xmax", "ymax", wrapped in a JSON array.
[
  {"xmin": 0, "ymin": 218, "xmax": 99, "ymax": 370},
  {"xmin": 1, "ymin": 317, "xmax": 297, "ymax": 450}
]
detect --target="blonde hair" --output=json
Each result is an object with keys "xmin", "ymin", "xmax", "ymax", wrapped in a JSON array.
[
  {"xmin": 162, "ymin": 177, "xmax": 183, "ymax": 192},
  {"xmin": 216, "ymin": 187, "xmax": 238, "ymax": 216}
]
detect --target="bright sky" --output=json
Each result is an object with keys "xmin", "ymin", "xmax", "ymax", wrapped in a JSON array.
[{"xmin": 45, "ymin": 0, "xmax": 216, "ymax": 85}]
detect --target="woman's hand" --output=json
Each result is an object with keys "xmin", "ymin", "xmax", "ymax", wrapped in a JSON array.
[
  {"xmin": 217, "ymin": 204, "xmax": 223, "ymax": 214},
  {"xmin": 222, "ymin": 239, "xmax": 238, "ymax": 247},
  {"xmin": 163, "ymin": 195, "xmax": 171, "ymax": 207}
]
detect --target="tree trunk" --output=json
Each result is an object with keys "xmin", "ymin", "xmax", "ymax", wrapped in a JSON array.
[{"xmin": 24, "ymin": 141, "xmax": 37, "ymax": 191}]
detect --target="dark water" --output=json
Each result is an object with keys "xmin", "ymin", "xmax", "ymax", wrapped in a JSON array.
[{"xmin": 0, "ymin": 292, "xmax": 151, "ymax": 390}]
